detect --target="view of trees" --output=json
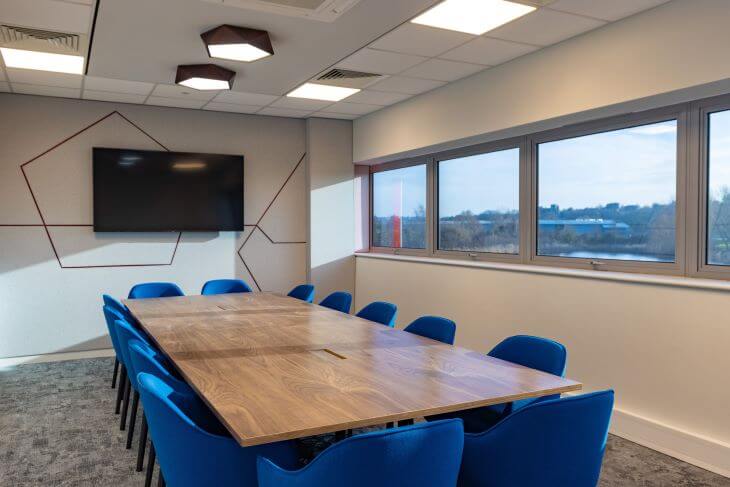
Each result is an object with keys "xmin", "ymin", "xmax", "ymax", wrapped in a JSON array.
[
  {"xmin": 438, "ymin": 210, "xmax": 519, "ymax": 253},
  {"xmin": 708, "ymin": 187, "xmax": 730, "ymax": 264},
  {"xmin": 537, "ymin": 202, "xmax": 676, "ymax": 261},
  {"xmin": 372, "ymin": 204, "xmax": 426, "ymax": 249}
]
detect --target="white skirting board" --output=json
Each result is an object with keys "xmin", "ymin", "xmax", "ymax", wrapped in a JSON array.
[
  {"xmin": 0, "ymin": 348, "xmax": 115, "ymax": 368},
  {"xmin": 1, "ymin": 348, "xmax": 728, "ymax": 479},
  {"xmin": 610, "ymin": 407, "xmax": 730, "ymax": 479}
]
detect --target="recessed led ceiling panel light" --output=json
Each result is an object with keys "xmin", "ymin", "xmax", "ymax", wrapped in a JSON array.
[
  {"xmin": 201, "ymin": 25, "xmax": 274, "ymax": 62},
  {"xmin": 287, "ymin": 83, "xmax": 360, "ymax": 102},
  {"xmin": 175, "ymin": 64, "xmax": 236, "ymax": 91},
  {"xmin": 0, "ymin": 47, "xmax": 84, "ymax": 74},
  {"xmin": 411, "ymin": 0, "xmax": 536, "ymax": 35}
]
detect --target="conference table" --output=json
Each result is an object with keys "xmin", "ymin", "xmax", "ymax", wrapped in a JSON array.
[{"xmin": 124, "ymin": 292, "xmax": 581, "ymax": 446}]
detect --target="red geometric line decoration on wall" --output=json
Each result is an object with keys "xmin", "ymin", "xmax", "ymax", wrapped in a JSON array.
[
  {"xmin": 237, "ymin": 152, "xmax": 307, "ymax": 291},
  {"xmin": 17, "ymin": 110, "xmax": 177, "ymax": 269},
  {"xmin": 8, "ymin": 109, "xmax": 308, "ymax": 287}
]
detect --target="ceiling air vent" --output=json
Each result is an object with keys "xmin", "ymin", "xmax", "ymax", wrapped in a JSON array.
[
  {"xmin": 315, "ymin": 68, "xmax": 386, "ymax": 89},
  {"xmin": 202, "ymin": 0, "xmax": 360, "ymax": 22},
  {"xmin": 0, "ymin": 25, "xmax": 81, "ymax": 53}
]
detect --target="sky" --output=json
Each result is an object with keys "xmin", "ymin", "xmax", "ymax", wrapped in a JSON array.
[{"xmin": 373, "ymin": 116, "xmax": 730, "ymax": 218}]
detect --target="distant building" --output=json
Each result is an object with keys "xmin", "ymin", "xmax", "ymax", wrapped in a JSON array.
[{"xmin": 538, "ymin": 219, "xmax": 630, "ymax": 236}]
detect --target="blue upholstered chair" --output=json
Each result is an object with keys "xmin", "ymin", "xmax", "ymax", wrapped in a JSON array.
[
  {"xmin": 201, "ymin": 279, "xmax": 253, "ymax": 295},
  {"xmin": 128, "ymin": 282, "xmax": 185, "ymax": 299},
  {"xmin": 319, "ymin": 291, "xmax": 352, "ymax": 314},
  {"xmin": 429, "ymin": 335, "xmax": 567, "ymax": 432},
  {"xmin": 258, "ymin": 419, "xmax": 464, "ymax": 487},
  {"xmin": 115, "ymin": 319, "xmax": 154, "ymax": 448},
  {"xmin": 128, "ymin": 340, "xmax": 226, "ymax": 480},
  {"xmin": 404, "ymin": 316, "xmax": 456, "ymax": 345},
  {"xmin": 103, "ymin": 294, "xmax": 135, "ymax": 324},
  {"xmin": 102, "ymin": 305, "xmax": 128, "ymax": 411},
  {"xmin": 458, "ymin": 390, "xmax": 614, "ymax": 487},
  {"xmin": 136, "ymin": 372, "xmax": 300, "ymax": 487},
  {"xmin": 355, "ymin": 301, "xmax": 397, "ymax": 327},
  {"xmin": 287, "ymin": 284, "xmax": 315, "ymax": 303}
]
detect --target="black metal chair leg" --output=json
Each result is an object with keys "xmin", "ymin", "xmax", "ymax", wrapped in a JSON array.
[
  {"xmin": 158, "ymin": 472, "xmax": 166, "ymax": 487},
  {"xmin": 334, "ymin": 430, "xmax": 346, "ymax": 442},
  {"xmin": 111, "ymin": 358, "xmax": 119, "ymax": 389},
  {"xmin": 136, "ymin": 416, "xmax": 148, "ymax": 472},
  {"xmin": 126, "ymin": 390, "xmax": 139, "ymax": 449},
  {"xmin": 145, "ymin": 443, "xmax": 156, "ymax": 487},
  {"xmin": 385, "ymin": 422, "xmax": 394, "ymax": 429},
  {"xmin": 120, "ymin": 377, "xmax": 131, "ymax": 431},
  {"xmin": 398, "ymin": 419, "xmax": 414, "ymax": 427},
  {"xmin": 115, "ymin": 365, "xmax": 127, "ymax": 414}
]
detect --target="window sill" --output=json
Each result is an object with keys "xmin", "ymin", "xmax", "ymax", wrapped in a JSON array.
[{"xmin": 354, "ymin": 252, "xmax": 730, "ymax": 293}]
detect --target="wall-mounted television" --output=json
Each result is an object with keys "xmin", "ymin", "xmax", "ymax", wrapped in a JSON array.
[{"xmin": 93, "ymin": 148, "xmax": 243, "ymax": 232}]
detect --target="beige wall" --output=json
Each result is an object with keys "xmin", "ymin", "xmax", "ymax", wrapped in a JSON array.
[
  {"xmin": 307, "ymin": 118, "xmax": 355, "ymax": 300},
  {"xmin": 354, "ymin": 0, "xmax": 730, "ymax": 163},
  {"xmin": 355, "ymin": 255, "xmax": 730, "ymax": 475},
  {"xmin": 0, "ymin": 93, "xmax": 307, "ymax": 358}
]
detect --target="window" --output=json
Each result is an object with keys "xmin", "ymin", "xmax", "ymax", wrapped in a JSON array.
[
  {"xmin": 437, "ymin": 148, "xmax": 519, "ymax": 254},
  {"xmin": 707, "ymin": 109, "xmax": 730, "ymax": 266},
  {"xmin": 371, "ymin": 164, "xmax": 427, "ymax": 249},
  {"xmin": 536, "ymin": 120, "xmax": 678, "ymax": 263}
]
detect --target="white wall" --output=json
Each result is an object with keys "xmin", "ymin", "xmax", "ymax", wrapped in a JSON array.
[
  {"xmin": 307, "ymin": 118, "xmax": 355, "ymax": 300},
  {"xmin": 355, "ymin": 255, "xmax": 730, "ymax": 476},
  {"xmin": 0, "ymin": 93, "xmax": 308, "ymax": 358},
  {"xmin": 354, "ymin": 0, "xmax": 730, "ymax": 163}
]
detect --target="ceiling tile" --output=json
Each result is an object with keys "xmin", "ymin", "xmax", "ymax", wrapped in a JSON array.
[
  {"xmin": 13, "ymin": 83, "xmax": 80, "ymax": 99},
  {"xmin": 212, "ymin": 91, "xmax": 279, "ymax": 106},
  {"xmin": 145, "ymin": 96, "xmax": 206, "ymax": 109},
  {"xmin": 368, "ymin": 76, "xmax": 445, "ymax": 95},
  {"xmin": 440, "ymin": 37, "xmax": 538, "ymax": 66},
  {"xmin": 369, "ymin": 23, "xmax": 474, "ymax": 57},
  {"xmin": 548, "ymin": 0, "xmax": 670, "ymax": 21},
  {"xmin": 82, "ymin": 90, "xmax": 148, "ymax": 104},
  {"xmin": 257, "ymin": 107, "xmax": 313, "ymax": 118},
  {"xmin": 0, "ymin": 81, "xmax": 10, "ymax": 92},
  {"xmin": 270, "ymin": 97, "xmax": 333, "ymax": 112},
  {"xmin": 83, "ymin": 76, "xmax": 154, "ymax": 95},
  {"xmin": 487, "ymin": 8, "xmax": 606, "ymax": 46},
  {"xmin": 337, "ymin": 48, "xmax": 427, "ymax": 75},
  {"xmin": 400, "ymin": 58, "xmax": 486, "ymax": 82},
  {"xmin": 150, "ymin": 84, "xmax": 218, "ymax": 101},
  {"xmin": 203, "ymin": 102, "xmax": 261, "ymax": 114},
  {"xmin": 1, "ymin": 0, "xmax": 93, "ymax": 34},
  {"xmin": 345, "ymin": 90, "xmax": 412, "ymax": 106},
  {"xmin": 324, "ymin": 102, "xmax": 382, "ymax": 115},
  {"xmin": 6, "ymin": 68, "xmax": 83, "ymax": 88},
  {"xmin": 310, "ymin": 112, "xmax": 360, "ymax": 120}
]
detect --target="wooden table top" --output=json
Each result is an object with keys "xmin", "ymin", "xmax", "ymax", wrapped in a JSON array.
[{"xmin": 124, "ymin": 292, "xmax": 581, "ymax": 446}]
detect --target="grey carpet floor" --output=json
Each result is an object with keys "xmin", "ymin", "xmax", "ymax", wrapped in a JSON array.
[{"xmin": 0, "ymin": 357, "xmax": 728, "ymax": 486}]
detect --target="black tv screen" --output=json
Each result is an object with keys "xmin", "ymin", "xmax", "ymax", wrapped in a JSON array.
[{"xmin": 93, "ymin": 148, "xmax": 243, "ymax": 232}]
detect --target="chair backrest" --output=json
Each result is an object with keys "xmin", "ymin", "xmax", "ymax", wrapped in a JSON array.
[
  {"xmin": 114, "ymin": 319, "xmax": 151, "ymax": 389},
  {"xmin": 404, "ymin": 316, "xmax": 456, "ymax": 345},
  {"xmin": 355, "ymin": 301, "xmax": 397, "ymax": 327},
  {"xmin": 258, "ymin": 419, "xmax": 464, "ymax": 487},
  {"xmin": 128, "ymin": 340, "xmax": 228, "ymax": 436},
  {"xmin": 287, "ymin": 284, "xmax": 315, "ymax": 303},
  {"xmin": 103, "ymin": 294, "xmax": 135, "ymax": 323},
  {"xmin": 201, "ymin": 279, "xmax": 253, "ymax": 295},
  {"xmin": 488, "ymin": 335, "xmax": 566, "ymax": 377},
  {"xmin": 319, "ymin": 291, "xmax": 352, "ymax": 314},
  {"xmin": 459, "ymin": 390, "xmax": 614, "ymax": 487},
  {"xmin": 136, "ymin": 373, "xmax": 298, "ymax": 487},
  {"xmin": 487, "ymin": 335, "xmax": 567, "ymax": 412},
  {"xmin": 128, "ymin": 282, "xmax": 185, "ymax": 299},
  {"xmin": 102, "ymin": 305, "xmax": 127, "ymax": 363}
]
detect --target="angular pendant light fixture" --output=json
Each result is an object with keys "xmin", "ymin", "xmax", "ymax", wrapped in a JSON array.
[
  {"xmin": 201, "ymin": 25, "xmax": 274, "ymax": 63},
  {"xmin": 175, "ymin": 64, "xmax": 236, "ymax": 91}
]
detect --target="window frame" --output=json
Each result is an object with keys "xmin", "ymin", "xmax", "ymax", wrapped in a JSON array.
[
  {"xmin": 692, "ymin": 94, "xmax": 730, "ymax": 279},
  {"xmin": 369, "ymin": 157, "xmax": 431, "ymax": 256},
  {"xmin": 432, "ymin": 137, "xmax": 525, "ymax": 263},
  {"xmin": 528, "ymin": 105, "xmax": 688, "ymax": 276},
  {"xmin": 364, "ymin": 95, "xmax": 730, "ymax": 283}
]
